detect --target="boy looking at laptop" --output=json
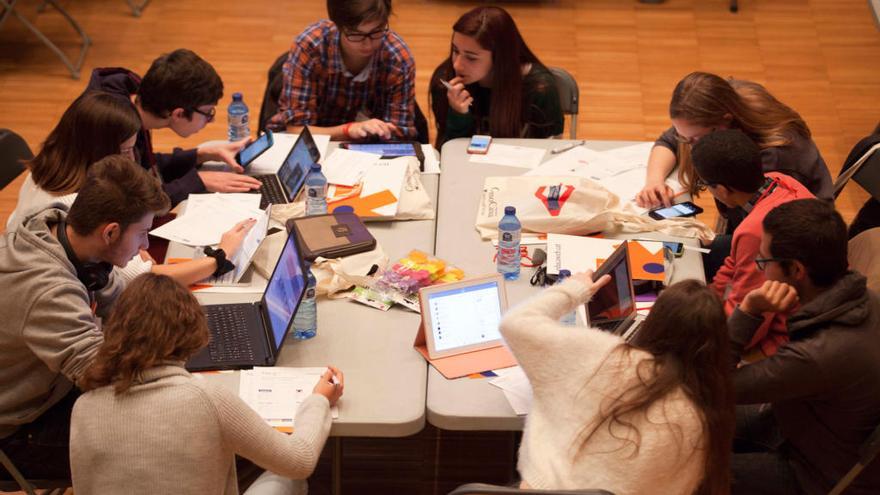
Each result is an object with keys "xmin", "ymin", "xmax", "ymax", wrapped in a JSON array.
[
  {"xmin": 87, "ymin": 48, "xmax": 261, "ymax": 206},
  {"xmin": 729, "ymin": 199, "xmax": 880, "ymax": 494},
  {"xmin": 268, "ymin": 0, "xmax": 417, "ymax": 141},
  {"xmin": 0, "ymin": 156, "xmax": 170, "ymax": 480},
  {"xmin": 690, "ymin": 129, "xmax": 814, "ymax": 357}
]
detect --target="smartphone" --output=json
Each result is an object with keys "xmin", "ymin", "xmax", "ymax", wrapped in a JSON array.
[
  {"xmin": 235, "ymin": 130, "xmax": 273, "ymax": 167},
  {"xmin": 467, "ymin": 135, "xmax": 492, "ymax": 154},
  {"xmin": 648, "ymin": 201, "xmax": 703, "ymax": 220}
]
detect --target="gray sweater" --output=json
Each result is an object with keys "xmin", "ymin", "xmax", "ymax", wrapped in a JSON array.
[
  {"xmin": 729, "ymin": 272, "xmax": 880, "ymax": 494},
  {"xmin": 70, "ymin": 365, "xmax": 332, "ymax": 495},
  {"xmin": 655, "ymin": 127, "xmax": 834, "ymax": 200},
  {"xmin": 0, "ymin": 206, "xmax": 124, "ymax": 438}
]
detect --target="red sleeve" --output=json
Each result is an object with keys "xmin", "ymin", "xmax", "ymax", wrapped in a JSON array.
[{"xmin": 716, "ymin": 230, "xmax": 775, "ymax": 349}]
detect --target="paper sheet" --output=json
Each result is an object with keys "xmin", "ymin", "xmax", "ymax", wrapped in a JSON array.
[
  {"xmin": 239, "ymin": 367, "xmax": 339, "ymax": 429},
  {"xmin": 421, "ymin": 144, "xmax": 441, "ymax": 174},
  {"xmin": 469, "ymin": 143, "xmax": 546, "ymax": 169},
  {"xmin": 525, "ymin": 146, "xmax": 633, "ymax": 180},
  {"xmin": 150, "ymin": 194, "xmax": 264, "ymax": 246},
  {"xmin": 488, "ymin": 366, "xmax": 532, "ymax": 415},
  {"xmin": 248, "ymin": 133, "xmax": 331, "ymax": 175},
  {"xmin": 321, "ymin": 148, "xmax": 380, "ymax": 186}
]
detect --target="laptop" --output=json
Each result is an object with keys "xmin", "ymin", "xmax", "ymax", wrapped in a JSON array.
[
  {"xmin": 585, "ymin": 241, "xmax": 645, "ymax": 342},
  {"xmin": 252, "ymin": 126, "xmax": 321, "ymax": 209},
  {"xmin": 186, "ymin": 228, "xmax": 308, "ymax": 372}
]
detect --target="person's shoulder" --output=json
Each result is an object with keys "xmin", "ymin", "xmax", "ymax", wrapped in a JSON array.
[
  {"xmin": 381, "ymin": 30, "xmax": 415, "ymax": 70},
  {"xmin": 294, "ymin": 19, "xmax": 336, "ymax": 52}
]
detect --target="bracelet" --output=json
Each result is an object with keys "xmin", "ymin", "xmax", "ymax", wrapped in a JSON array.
[
  {"xmin": 203, "ymin": 246, "xmax": 235, "ymax": 278},
  {"xmin": 342, "ymin": 122, "xmax": 353, "ymax": 140}
]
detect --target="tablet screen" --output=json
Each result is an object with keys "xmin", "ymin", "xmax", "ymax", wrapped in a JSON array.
[
  {"xmin": 346, "ymin": 143, "xmax": 417, "ymax": 157},
  {"xmin": 426, "ymin": 280, "xmax": 503, "ymax": 352}
]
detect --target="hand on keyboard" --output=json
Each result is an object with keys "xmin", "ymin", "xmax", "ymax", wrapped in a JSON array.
[{"xmin": 198, "ymin": 171, "xmax": 262, "ymax": 193}]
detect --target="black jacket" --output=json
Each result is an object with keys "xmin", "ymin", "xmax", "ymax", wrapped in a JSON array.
[
  {"xmin": 85, "ymin": 67, "xmax": 205, "ymax": 206},
  {"xmin": 730, "ymin": 272, "xmax": 880, "ymax": 494}
]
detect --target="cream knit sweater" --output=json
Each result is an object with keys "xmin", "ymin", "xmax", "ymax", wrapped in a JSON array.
[
  {"xmin": 70, "ymin": 365, "xmax": 332, "ymax": 494},
  {"xmin": 499, "ymin": 280, "xmax": 706, "ymax": 494}
]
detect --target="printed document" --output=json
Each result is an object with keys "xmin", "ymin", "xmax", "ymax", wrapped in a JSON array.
[{"xmin": 239, "ymin": 367, "xmax": 339, "ymax": 429}]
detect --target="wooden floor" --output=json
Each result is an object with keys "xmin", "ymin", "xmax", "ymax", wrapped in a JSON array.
[
  {"xmin": 0, "ymin": 0, "xmax": 878, "ymax": 229},
  {"xmin": 0, "ymin": 1, "xmax": 878, "ymax": 492}
]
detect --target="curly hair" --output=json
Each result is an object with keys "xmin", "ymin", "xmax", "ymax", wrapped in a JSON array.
[{"xmin": 79, "ymin": 273, "xmax": 209, "ymax": 394}]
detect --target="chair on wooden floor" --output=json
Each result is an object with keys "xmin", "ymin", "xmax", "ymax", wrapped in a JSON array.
[
  {"xmin": 1, "ymin": 0, "xmax": 91, "ymax": 79},
  {"xmin": 848, "ymin": 227, "xmax": 880, "ymax": 293},
  {"xmin": 0, "ymin": 128, "xmax": 32, "ymax": 190},
  {"xmin": 828, "ymin": 421, "xmax": 880, "ymax": 495},
  {"xmin": 448, "ymin": 483, "xmax": 613, "ymax": 495},
  {"xmin": 0, "ymin": 447, "xmax": 70, "ymax": 495},
  {"xmin": 547, "ymin": 66, "xmax": 579, "ymax": 140}
]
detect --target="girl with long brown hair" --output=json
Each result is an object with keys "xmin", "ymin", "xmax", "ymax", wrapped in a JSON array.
[
  {"xmin": 7, "ymin": 91, "xmax": 256, "ymax": 287},
  {"xmin": 429, "ymin": 6, "xmax": 564, "ymax": 147},
  {"xmin": 636, "ymin": 72, "xmax": 832, "ymax": 209},
  {"xmin": 71, "ymin": 273, "xmax": 344, "ymax": 495},
  {"xmin": 499, "ymin": 275, "xmax": 735, "ymax": 494}
]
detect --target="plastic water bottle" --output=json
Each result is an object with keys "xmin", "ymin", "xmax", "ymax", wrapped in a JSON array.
[
  {"xmin": 304, "ymin": 164, "xmax": 328, "ymax": 216},
  {"xmin": 557, "ymin": 269, "xmax": 577, "ymax": 326},
  {"xmin": 292, "ymin": 266, "xmax": 317, "ymax": 340},
  {"xmin": 227, "ymin": 92, "xmax": 249, "ymax": 141},
  {"xmin": 497, "ymin": 206, "xmax": 521, "ymax": 281}
]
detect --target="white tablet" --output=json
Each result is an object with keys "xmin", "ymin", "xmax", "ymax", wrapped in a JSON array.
[{"xmin": 419, "ymin": 274, "xmax": 508, "ymax": 359}]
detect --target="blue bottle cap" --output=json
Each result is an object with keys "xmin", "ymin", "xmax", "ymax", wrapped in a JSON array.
[
  {"xmin": 310, "ymin": 163, "xmax": 321, "ymax": 171},
  {"xmin": 559, "ymin": 269, "xmax": 571, "ymax": 277},
  {"xmin": 504, "ymin": 206, "xmax": 516, "ymax": 215},
  {"xmin": 232, "ymin": 92, "xmax": 242, "ymax": 100}
]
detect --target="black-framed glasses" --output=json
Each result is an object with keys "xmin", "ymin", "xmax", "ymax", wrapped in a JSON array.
[
  {"xmin": 754, "ymin": 257, "xmax": 789, "ymax": 271},
  {"xmin": 674, "ymin": 127, "xmax": 716, "ymax": 145},
  {"xmin": 343, "ymin": 25, "xmax": 388, "ymax": 42},
  {"xmin": 191, "ymin": 107, "xmax": 216, "ymax": 123},
  {"xmin": 695, "ymin": 177, "xmax": 716, "ymax": 191}
]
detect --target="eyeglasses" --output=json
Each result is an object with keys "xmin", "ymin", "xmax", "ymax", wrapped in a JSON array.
[
  {"xmin": 190, "ymin": 107, "xmax": 216, "ymax": 123},
  {"xmin": 695, "ymin": 177, "xmax": 717, "ymax": 191},
  {"xmin": 343, "ymin": 25, "xmax": 388, "ymax": 42},
  {"xmin": 674, "ymin": 127, "xmax": 716, "ymax": 145},
  {"xmin": 754, "ymin": 257, "xmax": 789, "ymax": 271}
]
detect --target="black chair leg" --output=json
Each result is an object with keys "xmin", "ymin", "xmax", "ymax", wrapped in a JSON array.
[{"xmin": 730, "ymin": 0, "xmax": 739, "ymax": 13}]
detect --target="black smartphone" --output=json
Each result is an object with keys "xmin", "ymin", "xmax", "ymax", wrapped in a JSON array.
[
  {"xmin": 648, "ymin": 201, "xmax": 704, "ymax": 220},
  {"xmin": 235, "ymin": 130, "xmax": 274, "ymax": 167}
]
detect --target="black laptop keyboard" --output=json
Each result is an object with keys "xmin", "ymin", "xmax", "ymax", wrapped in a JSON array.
[
  {"xmin": 254, "ymin": 175, "xmax": 288, "ymax": 209},
  {"xmin": 204, "ymin": 305, "xmax": 256, "ymax": 362}
]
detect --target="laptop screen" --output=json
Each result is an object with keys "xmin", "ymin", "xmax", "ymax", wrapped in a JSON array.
[
  {"xmin": 278, "ymin": 127, "xmax": 320, "ymax": 201},
  {"xmin": 262, "ymin": 231, "xmax": 307, "ymax": 350},
  {"xmin": 587, "ymin": 243, "xmax": 635, "ymax": 325}
]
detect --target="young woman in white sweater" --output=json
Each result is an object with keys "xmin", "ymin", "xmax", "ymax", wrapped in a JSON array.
[
  {"xmin": 500, "ymin": 274, "xmax": 735, "ymax": 495},
  {"xmin": 70, "ymin": 273, "xmax": 344, "ymax": 494}
]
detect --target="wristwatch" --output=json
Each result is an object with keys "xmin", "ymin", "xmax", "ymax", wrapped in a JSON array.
[{"xmin": 203, "ymin": 246, "xmax": 235, "ymax": 278}]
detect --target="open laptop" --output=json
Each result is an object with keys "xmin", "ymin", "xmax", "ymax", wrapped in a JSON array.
[
  {"xmin": 186, "ymin": 228, "xmax": 308, "ymax": 372},
  {"xmin": 252, "ymin": 126, "xmax": 321, "ymax": 209},
  {"xmin": 585, "ymin": 241, "xmax": 645, "ymax": 342}
]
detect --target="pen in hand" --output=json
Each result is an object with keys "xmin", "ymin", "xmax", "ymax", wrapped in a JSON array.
[{"xmin": 551, "ymin": 140, "xmax": 585, "ymax": 155}]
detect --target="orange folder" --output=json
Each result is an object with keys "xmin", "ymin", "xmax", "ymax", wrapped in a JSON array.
[{"xmin": 413, "ymin": 319, "xmax": 517, "ymax": 379}]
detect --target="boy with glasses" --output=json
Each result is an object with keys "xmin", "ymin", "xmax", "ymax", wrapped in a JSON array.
[
  {"xmin": 268, "ymin": 0, "xmax": 417, "ymax": 141},
  {"xmin": 690, "ymin": 129, "xmax": 813, "ymax": 357},
  {"xmin": 729, "ymin": 199, "xmax": 880, "ymax": 495},
  {"xmin": 86, "ymin": 49, "xmax": 261, "ymax": 206}
]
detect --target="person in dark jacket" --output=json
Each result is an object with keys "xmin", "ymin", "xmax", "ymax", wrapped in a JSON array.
[
  {"xmin": 86, "ymin": 49, "xmax": 260, "ymax": 206},
  {"xmin": 728, "ymin": 198, "xmax": 880, "ymax": 495}
]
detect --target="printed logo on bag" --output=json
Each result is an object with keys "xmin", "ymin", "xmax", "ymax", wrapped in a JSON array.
[
  {"xmin": 534, "ymin": 184, "xmax": 575, "ymax": 217},
  {"xmin": 331, "ymin": 224, "xmax": 351, "ymax": 237}
]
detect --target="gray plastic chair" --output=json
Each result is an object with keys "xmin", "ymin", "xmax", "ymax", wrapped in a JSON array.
[
  {"xmin": 1, "ymin": 0, "xmax": 90, "ymax": 79},
  {"xmin": 448, "ymin": 483, "xmax": 613, "ymax": 495},
  {"xmin": 548, "ymin": 67, "xmax": 579, "ymax": 140},
  {"xmin": 0, "ymin": 128, "xmax": 31, "ymax": 190},
  {"xmin": 0, "ymin": 447, "xmax": 69, "ymax": 495},
  {"xmin": 833, "ymin": 142, "xmax": 880, "ymax": 201},
  {"xmin": 828, "ymin": 422, "xmax": 880, "ymax": 495}
]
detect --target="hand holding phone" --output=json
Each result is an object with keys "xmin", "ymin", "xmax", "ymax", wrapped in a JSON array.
[
  {"xmin": 648, "ymin": 201, "xmax": 703, "ymax": 220},
  {"xmin": 467, "ymin": 135, "xmax": 492, "ymax": 154},
  {"xmin": 235, "ymin": 130, "xmax": 273, "ymax": 167}
]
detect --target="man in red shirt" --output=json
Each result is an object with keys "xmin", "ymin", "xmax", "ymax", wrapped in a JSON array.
[{"xmin": 691, "ymin": 129, "xmax": 814, "ymax": 356}]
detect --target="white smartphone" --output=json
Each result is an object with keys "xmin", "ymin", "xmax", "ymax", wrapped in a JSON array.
[{"xmin": 467, "ymin": 135, "xmax": 492, "ymax": 154}]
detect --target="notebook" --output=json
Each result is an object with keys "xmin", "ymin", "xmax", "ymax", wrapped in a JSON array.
[
  {"xmin": 186, "ymin": 228, "xmax": 308, "ymax": 372},
  {"xmin": 251, "ymin": 126, "xmax": 321, "ymax": 209}
]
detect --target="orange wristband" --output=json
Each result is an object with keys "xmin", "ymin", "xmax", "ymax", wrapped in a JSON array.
[{"xmin": 342, "ymin": 122, "xmax": 353, "ymax": 140}]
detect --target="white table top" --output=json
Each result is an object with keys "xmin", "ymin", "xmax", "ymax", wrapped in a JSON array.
[
  {"xmin": 427, "ymin": 138, "xmax": 706, "ymax": 431},
  {"xmin": 169, "ymin": 172, "xmax": 438, "ymax": 438}
]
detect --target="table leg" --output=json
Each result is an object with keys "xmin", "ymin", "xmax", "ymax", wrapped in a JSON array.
[{"xmin": 332, "ymin": 437, "xmax": 342, "ymax": 495}]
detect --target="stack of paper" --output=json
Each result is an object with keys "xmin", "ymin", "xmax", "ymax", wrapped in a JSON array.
[
  {"xmin": 469, "ymin": 143, "xmax": 546, "ymax": 169},
  {"xmin": 248, "ymin": 132, "xmax": 331, "ymax": 175},
  {"xmin": 327, "ymin": 157, "xmax": 409, "ymax": 219},
  {"xmin": 321, "ymin": 148, "xmax": 381, "ymax": 186},
  {"xmin": 488, "ymin": 366, "xmax": 532, "ymax": 415},
  {"xmin": 239, "ymin": 367, "xmax": 339, "ymax": 431},
  {"xmin": 545, "ymin": 233, "xmax": 665, "ymax": 281},
  {"xmin": 149, "ymin": 193, "xmax": 263, "ymax": 247}
]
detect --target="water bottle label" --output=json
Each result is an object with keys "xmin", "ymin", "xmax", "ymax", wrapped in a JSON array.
[
  {"xmin": 502, "ymin": 232, "xmax": 512, "ymax": 242},
  {"xmin": 307, "ymin": 185, "xmax": 323, "ymax": 198},
  {"xmin": 305, "ymin": 287, "xmax": 315, "ymax": 299},
  {"xmin": 240, "ymin": 114, "xmax": 249, "ymax": 125},
  {"xmin": 498, "ymin": 245, "xmax": 519, "ymax": 264}
]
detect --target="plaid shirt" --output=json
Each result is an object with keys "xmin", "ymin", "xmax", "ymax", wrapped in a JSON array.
[{"xmin": 270, "ymin": 19, "xmax": 416, "ymax": 137}]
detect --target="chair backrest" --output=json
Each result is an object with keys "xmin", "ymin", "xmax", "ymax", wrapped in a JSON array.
[
  {"xmin": 828, "ymin": 421, "xmax": 880, "ymax": 495},
  {"xmin": 0, "ymin": 447, "xmax": 69, "ymax": 495},
  {"xmin": 0, "ymin": 129, "xmax": 32, "ymax": 190},
  {"xmin": 848, "ymin": 227, "xmax": 880, "ymax": 292},
  {"xmin": 834, "ymin": 142, "xmax": 880, "ymax": 200},
  {"xmin": 448, "ymin": 482, "xmax": 613, "ymax": 495},
  {"xmin": 547, "ymin": 67, "xmax": 579, "ymax": 140}
]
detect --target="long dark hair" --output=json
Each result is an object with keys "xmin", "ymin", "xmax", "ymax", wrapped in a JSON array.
[
  {"xmin": 79, "ymin": 273, "xmax": 209, "ymax": 394},
  {"xmin": 577, "ymin": 280, "xmax": 735, "ymax": 495},
  {"xmin": 430, "ymin": 6, "xmax": 543, "ymax": 143},
  {"xmin": 28, "ymin": 91, "xmax": 141, "ymax": 195}
]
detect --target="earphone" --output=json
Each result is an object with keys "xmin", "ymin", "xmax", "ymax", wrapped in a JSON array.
[{"xmin": 56, "ymin": 219, "xmax": 113, "ymax": 292}]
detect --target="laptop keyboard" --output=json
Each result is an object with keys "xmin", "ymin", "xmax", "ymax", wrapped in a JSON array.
[
  {"xmin": 204, "ymin": 305, "xmax": 256, "ymax": 362},
  {"xmin": 254, "ymin": 175, "xmax": 288, "ymax": 209}
]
